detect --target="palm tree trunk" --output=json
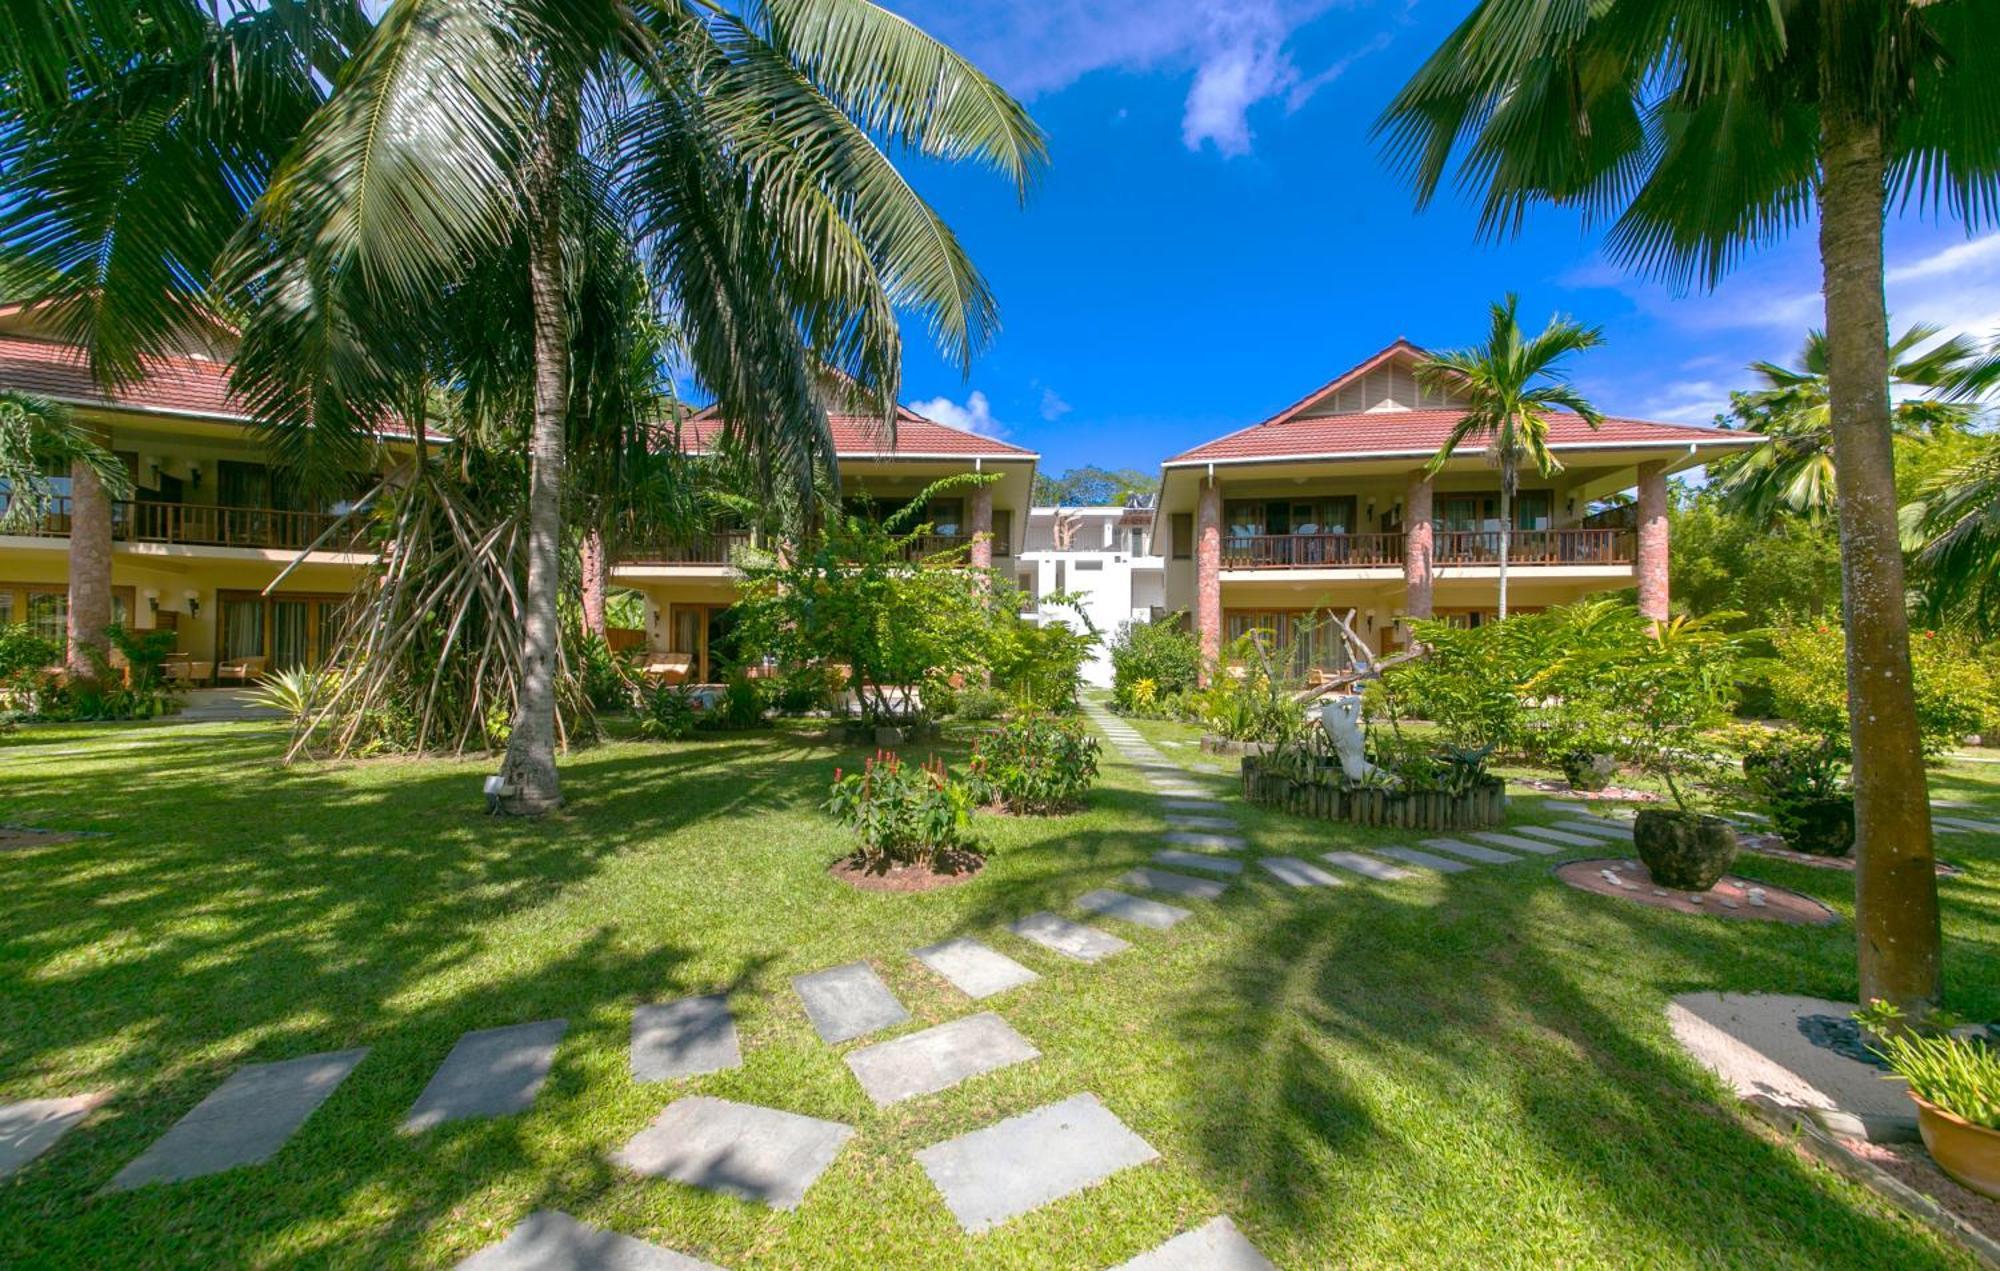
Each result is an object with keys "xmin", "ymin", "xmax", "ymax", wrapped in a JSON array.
[
  {"xmin": 497, "ymin": 154, "xmax": 571, "ymax": 815},
  {"xmin": 65, "ymin": 457, "xmax": 114, "ymax": 683},
  {"xmin": 581, "ymin": 528, "xmax": 608, "ymax": 640},
  {"xmin": 1496, "ymin": 470, "xmax": 1512, "ymax": 621},
  {"xmin": 1819, "ymin": 107, "xmax": 1940, "ymax": 1015}
]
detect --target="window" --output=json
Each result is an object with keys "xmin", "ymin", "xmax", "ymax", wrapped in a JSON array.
[
  {"xmin": 1127, "ymin": 526, "xmax": 1148, "ymax": 556},
  {"xmin": 1514, "ymin": 490, "xmax": 1553, "ymax": 531},
  {"xmin": 26, "ymin": 591, "xmax": 66, "ymax": 643},
  {"xmin": 992, "ymin": 508, "xmax": 1012, "ymax": 557},
  {"xmin": 0, "ymin": 591, "xmax": 11, "ymax": 625},
  {"xmin": 1171, "ymin": 513, "xmax": 1192, "ymax": 559}
]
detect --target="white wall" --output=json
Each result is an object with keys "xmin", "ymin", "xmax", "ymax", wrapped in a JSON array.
[{"xmin": 1020, "ymin": 506, "xmax": 1164, "ymax": 687}]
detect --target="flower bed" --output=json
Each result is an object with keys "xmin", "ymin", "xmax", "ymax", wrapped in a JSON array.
[{"xmin": 1241, "ymin": 754, "xmax": 1506, "ymax": 830}]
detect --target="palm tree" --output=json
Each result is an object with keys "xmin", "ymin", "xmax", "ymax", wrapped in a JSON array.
[
  {"xmin": 220, "ymin": 0, "xmax": 1046, "ymax": 813},
  {"xmin": 1376, "ymin": 0, "xmax": 1999, "ymax": 1018},
  {"xmin": 1414, "ymin": 295, "xmax": 1604, "ymax": 621},
  {"xmin": 1713, "ymin": 324, "xmax": 1978, "ymax": 524}
]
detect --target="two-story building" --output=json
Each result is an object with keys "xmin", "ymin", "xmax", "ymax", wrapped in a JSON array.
[
  {"xmin": 1016, "ymin": 500, "xmax": 1166, "ymax": 687},
  {"xmin": 1154, "ymin": 339, "xmax": 1759, "ymax": 676},
  {"xmin": 612, "ymin": 403, "xmax": 1038, "ymax": 682}
]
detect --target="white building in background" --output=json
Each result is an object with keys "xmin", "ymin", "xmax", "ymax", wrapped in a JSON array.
[{"xmin": 1016, "ymin": 498, "xmax": 1168, "ymax": 686}]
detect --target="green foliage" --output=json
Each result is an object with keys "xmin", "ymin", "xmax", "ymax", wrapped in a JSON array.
[
  {"xmin": 966, "ymin": 714, "xmax": 1100, "ymax": 814},
  {"xmin": 989, "ymin": 605, "xmax": 1096, "ymax": 712},
  {"xmin": 825, "ymin": 751, "xmax": 978, "ymax": 868},
  {"xmin": 1032, "ymin": 466, "xmax": 1158, "ymax": 506},
  {"xmin": 636, "ymin": 681, "xmax": 699, "ymax": 741},
  {"xmin": 950, "ymin": 684, "xmax": 1008, "ymax": 721},
  {"xmin": 1383, "ymin": 620, "xmax": 1529, "ymax": 751},
  {"xmin": 772, "ymin": 664, "xmax": 841, "ymax": 715},
  {"xmin": 1857, "ymin": 1002, "xmax": 2000, "ymax": 1130},
  {"xmin": 1670, "ymin": 489, "xmax": 1844, "ymax": 628},
  {"xmin": 701, "ymin": 671, "xmax": 768, "ymax": 731},
  {"xmin": 1741, "ymin": 731, "xmax": 1851, "ymax": 851},
  {"xmin": 1582, "ymin": 613, "xmax": 1756, "ymax": 810},
  {"xmin": 574, "ymin": 633, "xmax": 630, "ymax": 712},
  {"xmin": 0, "ymin": 624, "xmax": 61, "ymax": 712},
  {"xmin": 0, "ymin": 392, "xmax": 132, "ymax": 530},
  {"xmin": 247, "ymin": 668, "xmax": 339, "ymax": 723},
  {"xmin": 1109, "ymin": 616, "xmax": 1201, "ymax": 714},
  {"xmin": 1764, "ymin": 624, "xmax": 1995, "ymax": 757}
]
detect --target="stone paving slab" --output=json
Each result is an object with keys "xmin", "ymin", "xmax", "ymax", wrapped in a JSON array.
[
  {"xmin": 1009, "ymin": 912, "xmax": 1131, "ymax": 962},
  {"xmin": 915, "ymin": 1093, "xmax": 1160, "ymax": 1233},
  {"xmin": 1375, "ymin": 846, "xmax": 1474, "ymax": 874},
  {"xmin": 1935, "ymin": 815, "xmax": 2000, "ymax": 833},
  {"xmin": 612, "ymin": 1096, "xmax": 853, "ymax": 1210},
  {"xmin": 0, "ymin": 1090, "xmax": 109, "ymax": 1180},
  {"xmin": 913, "ymin": 937, "xmax": 1039, "ymax": 1000},
  {"xmin": 1153, "ymin": 849, "xmax": 1243, "ymax": 875},
  {"xmin": 1473, "ymin": 831, "xmax": 1563, "ymax": 856},
  {"xmin": 1162, "ymin": 831, "xmax": 1246, "ymax": 851},
  {"xmin": 1509, "ymin": 825, "xmax": 1606, "ymax": 848},
  {"xmin": 1258, "ymin": 856, "xmax": 1344, "ymax": 888},
  {"xmin": 844, "ymin": 1013, "xmax": 1039, "ymax": 1106},
  {"xmin": 404, "ymin": 1021, "xmax": 566, "ymax": 1134},
  {"xmin": 1320, "ymin": 851, "xmax": 1415, "ymax": 881},
  {"xmin": 1420, "ymin": 837, "xmax": 1520, "ymax": 864},
  {"xmin": 1555, "ymin": 818, "xmax": 1635, "ymax": 840},
  {"xmin": 1115, "ymin": 1216, "xmax": 1276, "ymax": 1270},
  {"xmin": 1545, "ymin": 800, "xmax": 1636, "ymax": 819},
  {"xmin": 791, "ymin": 962, "xmax": 909, "ymax": 1044},
  {"xmin": 1150, "ymin": 785, "xmax": 1209, "ymax": 798},
  {"xmin": 1160, "ymin": 798, "xmax": 1226, "ymax": 812},
  {"xmin": 632, "ymin": 995, "xmax": 740, "ymax": 1084},
  {"xmin": 1075, "ymin": 888, "xmax": 1192, "ymax": 930},
  {"xmin": 1123, "ymin": 867, "xmax": 1228, "ymax": 901},
  {"xmin": 456, "ymin": 1210, "xmax": 722, "ymax": 1270},
  {"xmin": 1163, "ymin": 814, "xmax": 1235, "ymax": 830},
  {"xmin": 111, "ymin": 1048, "xmax": 367, "ymax": 1190}
]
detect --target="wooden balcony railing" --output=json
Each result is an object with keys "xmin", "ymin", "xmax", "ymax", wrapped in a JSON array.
[
  {"xmin": 2, "ymin": 496, "xmax": 361, "ymax": 551},
  {"xmin": 1218, "ymin": 528, "xmax": 1633, "ymax": 570},
  {"xmin": 620, "ymin": 531, "xmax": 753, "ymax": 565}
]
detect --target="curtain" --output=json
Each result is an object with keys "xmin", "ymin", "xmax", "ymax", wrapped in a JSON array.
[
  {"xmin": 222, "ymin": 599, "xmax": 264, "ymax": 661},
  {"xmin": 271, "ymin": 601, "xmax": 310, "ymax": 670}
]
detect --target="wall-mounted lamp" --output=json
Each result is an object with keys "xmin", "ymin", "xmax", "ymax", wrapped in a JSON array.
[
  {"xmin": 183, "ymin": 589, "xmax": 201, "ymax": 617},
  {"xmin": 1565, "ymin": 497, "xmax": 1577, "ymax": 517},
  {"xmin": 144, "ymin": 589, "xmax": 159, "ymax": 616},
  {"xmin": 188, "ymin": 463, "xmax": 202, "ymax": 489}
]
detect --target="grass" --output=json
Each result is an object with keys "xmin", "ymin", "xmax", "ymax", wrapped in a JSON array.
[{"xmin": 1, "ymin": 708, "xmax": 1996, "ymax": 1268}]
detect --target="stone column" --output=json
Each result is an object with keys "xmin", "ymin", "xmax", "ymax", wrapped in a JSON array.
[
  {"xmin": 1196, "ymin": 478, "xmax": 1222, "ymax": 685},
  {"xmin": 1636, "ymin": 460, "xmax": 1670, "ymax": 622},
  {"xmin": 969, "ymin": 482, "xmax": 994, "ymax": 573},
  {"xmin": 1403, "ymin": 469, "xmax": 1434, "ymax": 624},
  {"xmin": 66, "ymin": 458, "xmax": 114, "ymax": 682},
  {"xmin": 580, "ymin": 530, "xmax": 608, "ymax": 639}
]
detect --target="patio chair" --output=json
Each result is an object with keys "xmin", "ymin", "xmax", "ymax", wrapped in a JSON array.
[
  {"xmin": 636, "ymin": 653, "xmax": 693, "ymax": 684},
  {"xmin": 215, "ymin": 655, "xmax": 268, "ymax": 686}
]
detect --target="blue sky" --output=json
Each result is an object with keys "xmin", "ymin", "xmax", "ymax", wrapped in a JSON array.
[{"xmin": 879, "ymin": 1, "xmax": 2000, "ymax": 476}]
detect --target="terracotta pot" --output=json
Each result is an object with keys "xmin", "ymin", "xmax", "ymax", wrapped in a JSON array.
[
  {"xmin": 1913, "ymin": 1094, "xmax": 2000, "ymax": 1200},
  {"xmin": 1633, "ymin": 808, "xmax": 1738, "ymax": 890}
]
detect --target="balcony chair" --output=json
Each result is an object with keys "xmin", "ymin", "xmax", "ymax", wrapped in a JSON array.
[{"xmin": 215, "ymin": 655, "xmax": 269, "ymax": 686}]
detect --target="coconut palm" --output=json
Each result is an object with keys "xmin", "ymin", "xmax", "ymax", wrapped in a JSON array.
[
  {"xmin": 1415, "ymin": 295, "xmax": 1604, "ymax": 622},
  {"xmin": 1376, "ymin": 0, "xmax": 1999, "ymax": 1017},
  {"xmin": 219, "ymin": 0, "xmax": 1045, "ymax": 813},
  {"xmin": 1712, "ymin": 324, "xmax": 1979, "ymax": 524}
]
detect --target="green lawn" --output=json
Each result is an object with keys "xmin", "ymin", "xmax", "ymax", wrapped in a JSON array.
[{"xmin": 2, "ymin": 710, "xmax": 1996, "ymax": 1268}]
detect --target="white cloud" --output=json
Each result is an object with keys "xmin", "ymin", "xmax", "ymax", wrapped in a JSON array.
[
  {"xmin": 1039, "ymin": 388, "xmax": 1073, "ymax": 422},
  {"xmin": 1632, "ymin": 379, "xmax": 1732, "ymax": 426},
  {"xmin": 912, "ymin": 390, "xmax": 1007, "ymax": 437}
]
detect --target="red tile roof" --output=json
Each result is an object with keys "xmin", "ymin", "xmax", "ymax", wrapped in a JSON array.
[
  {"xmin": 0, "ymin": 334, "xmax": 250, "ymax": 420},
  {"xmin": 1165, "ymin": 408, "xmax": 1755, "ymax": 465},
  {"xmin": 680, "ymin": 402, "xmax": 1037, "ymax": 459}
]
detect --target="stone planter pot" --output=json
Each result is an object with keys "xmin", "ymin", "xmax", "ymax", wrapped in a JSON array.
[
  {"xmin": 1913, "ymin": 1094, "xmax": 2000, "ymax": 1200},
  {"xmin": 1560, "ymin": 752, "xmax": 1617, "ymax": 791},
  {"xmin": 1633, "ymin": 808, "xmax": 1738, "ymax": 890},
  {"xmin": 1775, "ymin": 795, "xmax": 1855, "ymax": 857}
]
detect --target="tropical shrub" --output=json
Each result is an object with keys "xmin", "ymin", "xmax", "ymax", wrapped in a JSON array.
[
  {"xmin": 826, "ymin": 751, "xmax": 978, "ymax": 868},
  {"xmin": 1741, "ymin": 730, "xmax": 1853, "ymax": 855},
  {"xmin": 700, "ymin": 670, "xmax": 767, "ymax": 731},
  {"xmin": 1587, "ymin": 613, "xmax": 1754, "ymax": 809},
  {"xmin": 1765, "ymin": 623, "xmax": 1994, "ymax": 757},
  {"xmin": 247, "ymin": 667, "xmax": 338, "ymax": 723},
  {"xmin": 574, "ymin": 632, "xmax": 630, "ymax": 711},
  {"xmin": 636, "ymin": 680, "xmax": 699, "ymax": 740},
  {"xmin": 0, "ymin": 625, "xmax": 60, "ymax": 713},
  {"xmin": 967, "ymin": 714, "xmax": 1100, "ymax": 814},
  {"xmin": 1383, "ymin": 618, "xmax": 1530, "ymax": 750},
  {"xmin": 990, "ymin": 610, "xmax": 1096, "ymax": 712},
  {"xmin": 1858, "ymin": 1002, "xmax": 2000, "ymax": 1131},
  {"xmin": 1110, "ymin": 616, "xmax": 1201, "ymax": 713},
  {"xmin": 772, "ymin": 664, "xmax": 841, "ymax": 714},
  {"xmin": 951, "ymin": 684, "xmax": 1009, "ymax": 721}
]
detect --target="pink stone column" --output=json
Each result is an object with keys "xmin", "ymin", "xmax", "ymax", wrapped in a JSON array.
[
  {"xmin": 580, "ymin": 530, "xmax": 608, "ymax": 639},
  {"xmin": 66, "ymin": 458, "xmax": 114, "ymax": 682},
  {"xmin": 1403, "ymin": 469, "xmax": 1434, "ymax": 623},
  {"xmin": 1636, "ymin": 460, "xmax": 1670, "ymax": 622},
  {"xmin": 969, "ymin": 482, "xmax": 994, "ymax": 574},
  {"xmin": 1196, "ymin": 478, "xmax": 1222, "ymax": 685}
]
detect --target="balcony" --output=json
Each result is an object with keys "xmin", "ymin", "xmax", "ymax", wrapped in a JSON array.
[
  {"xmin": 4, "ymin": 496, "xmax": 364, "ymax": 552},
  {"xmin": 620, "ymin": 531, "xmax": 753, "ymax": 566},
  {"xmin": 1220, "ymin": 528, "xmax": 1631, "ymax": 571}
]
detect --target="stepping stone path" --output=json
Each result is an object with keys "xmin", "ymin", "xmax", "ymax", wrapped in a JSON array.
[
  {"xmin": 0, "ymin": 1091, "xmax": 107, "ymax": 1180},
  {"xmin": 1420, "ymin": 837, "xmax": 1520, "ymax": 865},
  {"xmin": 613, "ymin": 1096, "xmax": 852, "ymax": 1210},
  {"xmin": 791, "ymin": 962, "xmax": 908, "ymax": 1044},
  {"xmin": 1556, "ymin": 818, "xmax": 1634, "ymax": 841},
  {"xmin": 1076, "ymin": 888, "xmax": 1192, "ymax": 930},
  {"xmin": 112, "ymin": 1048, "xmax": 367, "ymax": 1190},
  {"xmin": 914, "ymin": 937, "xmax": 1039, "ymax": 1000},
  {"xmin": 1153, "ymin": 849, "xmax": 1243, "ymax": 876},
  {"xmin": 1935, "ymin": 815, "xmax": 2000, "ymax": 833},
  {"xmin": 1375, "ymin": 846, "xmax": 1474, "ymax": 874},
  {"xmin": 1472, "ymin": 831, "xmax": 1563, "ymax": 856},
  {"xmin": 1258, "ymin": 856, "xmax": 1344, "ymax": 888},
  {"xmin": 1545, "ymin": 800, "xmax": 1635, "ymax": 819},
  {"xmin": 1510, "ymin": 824, "xmax": 1605, "ymax": 848},
  {"xmin": 456, "ymin": 1210, "xmax": 721, "ymax": 1270},
  {"xmin": 1163, "ymin": 831, "xmax": 1246, "ymax": 851},
  {"xmin": 1011, "ymin": 912, "xmax": 1130, "ymax": 962},
  {"xmin": 1320, "ymin": 851, "xmax": 1415, "ymax": 881},
  {"xmin": 915, "ymin": 1093, "xmax": 1159, "ymax": 1233},
  {"xmin": 632, "ymin": 995, "xmax": 740, "ymax": 1084},
  {"xmin": 1116, "ymin": 1216, "xmax": 1276, "ymax": 1270},
  {"xmin": 1164, "ymin": 814, "xmax": 1235, "ymax": 830},
  {"xmin": 1123, "ymin": 866, "xmax": 1228, "ymax": 900},
  {"xmin": 844, "ymin": 1013, "xmax": 1039, "ymax": 1106},
  {"xmin": 1161, "ymin": 798, "xmax": 1226, "ymax": 812},
  {"xmin": 403, "ymin": 1021, "xmax": 565, "ymax": 1134}
]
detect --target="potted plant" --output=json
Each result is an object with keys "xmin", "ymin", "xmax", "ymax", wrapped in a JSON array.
[
  {"xmin": 1742, "ymin": 731, "xmax": 1854, "ymax": 856},
  {"xmin": 1858, "ymin": 1002, "xmax": 2000, "ymax": 1200}
]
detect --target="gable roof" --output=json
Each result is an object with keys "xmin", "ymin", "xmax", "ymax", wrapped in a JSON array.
[{"xmin": 681, "ymin": 401, "xmax": 1037, "ymax": 460}]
